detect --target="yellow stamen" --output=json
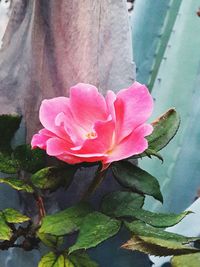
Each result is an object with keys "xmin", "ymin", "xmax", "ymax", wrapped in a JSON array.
[{"xmin": 86, "ymin": 132, "xmax": 96, "ymax": 139}]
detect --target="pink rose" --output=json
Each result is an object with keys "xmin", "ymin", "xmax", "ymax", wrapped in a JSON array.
[{"xmin": 31, "ymin": 82, "xmax": 153, "ymax": 166}]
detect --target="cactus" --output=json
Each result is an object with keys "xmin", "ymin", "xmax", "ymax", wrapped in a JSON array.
[
  {"xmin": 136, "ymin": 0, "xmax": 200, "ymax": 213},
  {"xmin": 132, "ymin": 0, "xmax": 181, "ymax": 90}
]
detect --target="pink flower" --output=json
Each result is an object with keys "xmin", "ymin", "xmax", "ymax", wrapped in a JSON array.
[{"xmin": 31, "ymin": 82, "xmax": 153, "ymax": 165}]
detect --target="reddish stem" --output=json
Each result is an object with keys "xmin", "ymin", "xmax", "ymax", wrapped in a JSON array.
[{"xmin": 35, "ymin": 195, "xmax": 46, "ymax": 221}]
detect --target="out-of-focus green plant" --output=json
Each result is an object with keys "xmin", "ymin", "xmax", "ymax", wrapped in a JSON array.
[
  {"xmin": 133, "ymin": 0, "xmax": 200, "ymax": 215},
  {"xmin": 132, "ymin": 0, "xmax": 181, "ymax": 89}
]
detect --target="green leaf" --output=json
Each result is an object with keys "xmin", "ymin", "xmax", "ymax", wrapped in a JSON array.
[
  {"xmin": 37, "ymin": 232, "xmax": 64, "ymax": 249},
  {"xmin": 0, "ymin": 114, "xmax": 22, "ymax": 154},
  {"xmin": 69, "ymin": 252, "xmax": 99, "ymax": 267},
  {"xmin": 122, "ymin": 235, "xmax": 199, "ymax": 256},
  {"xmin": 147, "ymin": 109, "xmax": 180, "ymax": 152},
  {"xmin": 125, "ymin": 209, "xmax": 191, "ymax": 228},
  {"xmin": 38, "ymin": 252, "xmax": 66, "ymax": 267},
  {"xmin": 0, "ymin": 153, "xmax": 18, "ymax": 174},
  {"xmin": 125, "ymin": 221, "xmax": 198, "ymax": 243},
  {"xmin": 39, "ymin": 202, "xmax": 92, "ymax": 236},
  {"xmin": 39, "ymin": 250, "xmax": 98, "ymax": 267},
  {"xmin": 31, "ymin": 166, "xmax": 76, "ymax": 191},
  {"xmin": 102, "ymin": 192, "xmax": 190, "ymax": 227},
  {"xmin": 0, "ymin": 177, "xmax": 33, "ymax": 193},
  {"xmin": 101, "ymin": 191, "xmax": 144, "ymax": 217},
  {"xmin": 13, "ymin": 145, "xmax": 46, "ymax": 173},
  {"xmin": 69, "ymin": 211, "xmax": 121, "ymax": 253},
  {"xmin": 112, "ymin": 161, "xmax": 163, "ymax": 202},
  {"xmin": 0, "ymin": 212, "xmax": 12, "ymax": 240},
  {"xmin": 65, "ymin": 258, "xmax": 74, "ymax": 267},
  {"xmin": 143, "ymin": 149, "xmax": 164, "ymax": 162},
  {"xmin": 3, "ymin": 208, "xmax": 30, "ymax": 223},
  {"xmin": 171, "ymin": 253, "xmax": 200, "ymax": 267},
  {"xmin": 130, "ymin": 109, "xmax": 180, "ymax": 161}
]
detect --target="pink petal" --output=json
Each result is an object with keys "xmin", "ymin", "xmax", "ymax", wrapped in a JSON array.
[
  {"xmin": 39, "ymin": 97, "xmax": 72, "ymax": 141},
  {"xmin": 46, "ymin": 137, "xmax": 72, "ymax": 156},
  {"xmin": 31, "ymin": 128, "xmax": 56, "ymax": 149},
  {"xmin": 69, "ymin": 83, "xmax": 108, "ymax": 130},
  {"xmin": 73, "ymin": 155, "xmax": 107, "ymax": 163},
  {"xmin": 38, "ymin": 128, "xmax": 56, "ymax": 137},
  {"xmin": 58, "ymin": 154, "xmax": 107, "ymax": 164},
  {"xmin": 56, "ymin": 154, "xmax": 83, "ymax": 165},
  {"xmin": 45, "ymin": 137, "xmax": 104, "ymax": 164},
  {"xmin": 46, "ymin": 137, "xmax": 107, "ymax": 164},
  {"xmin": 31, "ymin": 134, "xmax": 49, "ymax": 150},
  {"xmin": 104, "ymin": 124, "xmax": 153, "ymax": 163},
  {"xmin": 69, "ymin": 118, "xmax": 115, "ymax": 155},
  {"xmin": 45, "ymin": 137, "xmax": 84, "ymax": 164},
  {"xmin": 115, "ymin": 82, "xmax": 153, "ymax": 142},
  {"xmin": 55, "ymin": 112, "xmax": 86, "ymax": 146},
  {"xmin": 106, "ymin": 90, "xmax": 117, "ymax": 122},
  {"xmin": 94, "ymin": 117, "xmax": 115, "ymax": 151}
]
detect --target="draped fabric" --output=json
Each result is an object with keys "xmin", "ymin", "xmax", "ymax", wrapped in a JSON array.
[{"xmin": 0, "ymin": 0, "xmax": 135, "ymax": 140}]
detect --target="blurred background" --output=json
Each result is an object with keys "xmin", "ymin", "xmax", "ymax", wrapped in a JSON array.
[
  {"xmin": 0, "ymin": 0, "xmax": 9, "ymax": 46},
  {"xmin": 131, "ymin": 0, "xmax": 200, "ymax": 214},
  {"xmin": 0, "ymin": 0, "xmax": 200, "ymax": 266}
]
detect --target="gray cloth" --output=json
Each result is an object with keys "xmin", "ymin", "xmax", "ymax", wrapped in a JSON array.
[{"xmin": 0, "ymin": 0, "xmax": 135, "ymax": 140}]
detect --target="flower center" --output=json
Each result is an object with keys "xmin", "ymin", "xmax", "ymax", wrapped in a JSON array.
[{"xmin": 86, "ymin": 131, "xmax": 97, "ymax": 139}]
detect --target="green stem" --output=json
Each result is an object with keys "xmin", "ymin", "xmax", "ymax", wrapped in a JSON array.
[{"xmin": 82, "ymin": 165, "xmax": 108, "ymax": 200}]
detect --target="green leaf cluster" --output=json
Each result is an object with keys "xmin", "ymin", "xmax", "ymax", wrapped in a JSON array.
[
  {"xmin": 39, "ymin": 203, "xmax": 93, "ymax": 236},
  {"xmin": 0, "ymin": 114, "xmax": 22, "ymax": 154},
  {"xmin": 101, "ymin": 191, "xmax": 190, "ymax": 227},
  {"xmin": 131, "ymin": 108, "xmax": 180, "ymax": 160},
  {"xmin": 38, "ymin": 204, "xmax": 120, "ymax": 266},
  {"xmin": 123, "ymin": 221, "xmax": 200, "ymax": 256},
  {"xmin": 39, "ymin": 251, "xmax": 98, "ymax": 267},
  {"xmin": 171, "ymin": 253, "xmax": 200, "ymax": 267},
  {"xmin": 2, "ymin": 110, "xmax": 195, "ymax": 267},
  {"xmin": 69, "ymin": 211, "xmax": 121, "ymax": 253},
  {"xmin": 112, "ymin": 161, "xmax": 163, "ymax": 202},
  {"xmin": 0, "ymin": 208, "xmax": 30, "ymax": 240},
  {"xmin": 0, "ymin": 164, "xmax": 77, "ymax": 193}
]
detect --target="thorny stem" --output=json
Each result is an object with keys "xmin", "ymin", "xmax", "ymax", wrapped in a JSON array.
[
  {"xmin": 34, "ymin": 194, "xmax": 46, "ymax": 222},
  {"xmin": 82, "ymin": 164, "xmax": 109, "ymax": 200},
  {"xmin": 37, "ymin": 195, "xmax": 46, "ymax": 218},
  {"xmin": 20, "ymin": 171, "xmax": 46, "ymax": 222}
]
